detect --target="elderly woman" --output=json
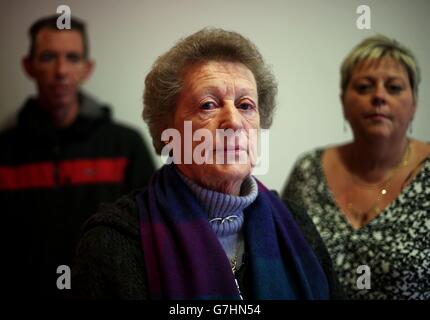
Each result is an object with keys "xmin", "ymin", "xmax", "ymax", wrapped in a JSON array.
[
  {"xmin": 283, "ymin": 35, "xmax": 430, "ymax": 299},
  {"xmin": 73, "ymin": 28, "xmax": 341, "ymax": 299}
]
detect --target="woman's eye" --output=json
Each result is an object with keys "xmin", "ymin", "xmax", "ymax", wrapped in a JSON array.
[
  {"xmin": 200, "ymin": 101, "xmax": 216, "ymax": 110},
  {"xmin": 238, "ymin": 102, "xmax": 254, "ymax": 111},
  {"xmin": 387, "ymin": 84, "xmax": 403, "ymax": 94},
  {"xmin": 355, "ymin": 83, "xmax": 371, "ymax": 94}
]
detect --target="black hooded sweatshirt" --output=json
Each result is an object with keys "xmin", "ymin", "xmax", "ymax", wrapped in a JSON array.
[{"xmin": 0, "ymin": 93, "xmax": 156, "ymax": 299}]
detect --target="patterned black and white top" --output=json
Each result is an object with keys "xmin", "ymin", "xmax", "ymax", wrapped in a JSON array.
[{"xmin": 283, "ymin": 149, "xmax": 430, "ymax": 300}]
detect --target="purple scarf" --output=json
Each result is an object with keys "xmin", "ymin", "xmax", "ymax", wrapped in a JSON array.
[{"xmin": 136, "ymin": 164, "xmax": 329, "ymax": 299}]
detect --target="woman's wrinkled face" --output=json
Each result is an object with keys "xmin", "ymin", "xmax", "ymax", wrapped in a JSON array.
[
  {"xmin": 342, "ymin": 57, "xmax": 416, "ymax": 141},
  {"xmin": 172, "ymin": 60, "xmax": 260, "ymax": 193}
]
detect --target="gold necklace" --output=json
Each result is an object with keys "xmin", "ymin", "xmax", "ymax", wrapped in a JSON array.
[
  {"xmin": 230, "ymin": 238, "xmax": 244, "ymax": 273},
  {"xmin": 346, "ymin": 141, "xmax": 411, "ymax": 221},
  {"xmin": 230, "ymin": 238, "xmax": 244, "ymax": 300}
]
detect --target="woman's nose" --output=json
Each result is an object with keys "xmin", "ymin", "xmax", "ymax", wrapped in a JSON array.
[
  {"xmin": 218, "ymin": 101, "xmax": 243, "ymax": 130},
  {"xmin": 371, "ymin": 83, "xmax": 387, "ymax": 107}
]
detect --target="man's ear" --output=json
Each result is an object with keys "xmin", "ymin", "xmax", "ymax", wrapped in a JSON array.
[
  {"xmin": 81, "ymin": 59, "xmax": 95, "ymax": 82},
  {"xmin": 22, "ymin": 56, "xmax": 35, "ymax": 79}
]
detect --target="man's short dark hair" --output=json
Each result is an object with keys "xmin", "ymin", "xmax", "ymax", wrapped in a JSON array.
[{"xmin": 28, "ymin": 15, "xmax": 89, "ymax": 59}]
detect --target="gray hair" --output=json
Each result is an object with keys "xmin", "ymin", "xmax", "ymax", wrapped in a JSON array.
[
  {"xmin": 340, "ymin": 34, "xmax": 420, "ymax": 101},
  {"xmin": 143, "ymin": 27, "xmax": 278, "ymax": 154}
]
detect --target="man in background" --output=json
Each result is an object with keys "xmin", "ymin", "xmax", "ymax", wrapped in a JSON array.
[{"xmin": 0, "ymin": 15, "xmax": 156, "ymax": 298}]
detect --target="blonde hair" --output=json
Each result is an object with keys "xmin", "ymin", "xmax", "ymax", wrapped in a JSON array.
[
  {"xmin": 143, "ymin": 28, "xmax": 277, "ymax": 154},
  {"xmin": 340, "ymin": 34, "xmax": 420, "ymax": 101}
]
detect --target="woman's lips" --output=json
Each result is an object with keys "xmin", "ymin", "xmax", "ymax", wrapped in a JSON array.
[
  {"xmin": 365, "ymin": 113, "xmax": 391, "ymax": 121},
  {"xmin": 214, "ymin": 147, "xmax": 248, "ymax": 158},
  {"xmin": 215, "ymin": 146, "xmax": 247, "ymax": 152}
]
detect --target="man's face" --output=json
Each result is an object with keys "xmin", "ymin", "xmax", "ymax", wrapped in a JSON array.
[{"xmin": 23, "ymin": 28, "xmax": 93, "ymax": 111}]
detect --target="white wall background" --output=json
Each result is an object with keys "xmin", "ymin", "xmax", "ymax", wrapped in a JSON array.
[{"xmin": 1, "ymin": 0, "xmax": 429, "ymax": 193}]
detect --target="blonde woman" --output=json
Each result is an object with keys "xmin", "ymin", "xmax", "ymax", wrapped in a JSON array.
[{"xmin": 283, "ymin": 35, "xmax": 430, "ymax": 299}]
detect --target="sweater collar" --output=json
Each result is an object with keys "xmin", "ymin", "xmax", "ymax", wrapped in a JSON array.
[
  {"xmin": 176, "ymin": 168, "xmax": 258, "ymax": 236},
  {"xmin": 176, "ymin": 168, "xmax": 258, "ymax": 218}
]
